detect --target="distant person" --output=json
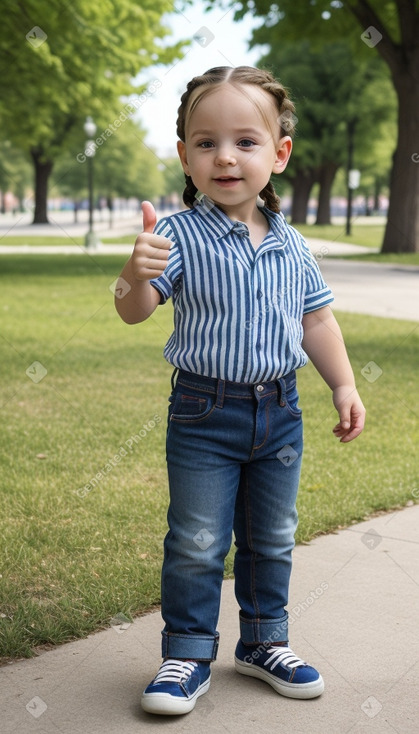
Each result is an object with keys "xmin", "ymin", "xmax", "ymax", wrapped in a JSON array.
[{"xmin": 115, "ymin": 66, "xmax": 365, "ymax": 716}]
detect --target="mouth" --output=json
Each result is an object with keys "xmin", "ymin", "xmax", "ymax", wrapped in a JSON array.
[{"xmin": 213, "ymin": 176, "xmax": 242, "ymax": 186}]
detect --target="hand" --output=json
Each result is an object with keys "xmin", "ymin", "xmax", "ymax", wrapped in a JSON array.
[
  {"xmin": 332, "ymin": 385, "xmax": 366, "ymax": 443},
  {"xmin": 131, "ymin": 201, "xmax": 172, "ymax": 281}
]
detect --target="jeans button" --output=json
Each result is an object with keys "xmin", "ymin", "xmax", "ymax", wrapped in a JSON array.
[{"xmin": 256, "ymin": 384, "xmax": 264, "ymax": 392}]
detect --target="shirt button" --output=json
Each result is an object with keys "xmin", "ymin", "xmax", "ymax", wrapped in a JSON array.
[{"xmin": 256, "ymin": 384, "xmax": 264, "ymax": 392}]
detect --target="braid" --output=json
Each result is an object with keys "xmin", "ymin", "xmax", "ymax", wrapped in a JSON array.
[
  {"xmin": 176, "ymin": 66, "xmax": 296, "ymax": 212},
  {"xmin": 183, "ymin": 175, "xmax": 198, "ymax": 209},
  {"xmin": 259, "ymin": 182, "xmax": 281, "ymax": 213}
]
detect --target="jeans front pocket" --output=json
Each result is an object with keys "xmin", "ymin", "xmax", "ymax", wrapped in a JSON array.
[{"xmin": 170, "ymin": 390, "xmax": 215, "ymax": 423}]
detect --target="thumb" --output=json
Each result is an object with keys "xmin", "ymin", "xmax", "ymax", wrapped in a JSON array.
[{"xmin": 141, "ymin": 200, "xmax": 157, "ymax": 233}]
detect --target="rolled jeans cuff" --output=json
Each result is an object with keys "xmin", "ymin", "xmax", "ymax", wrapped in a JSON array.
[
  {"xmin": 161, "ymin": 631, "xmax": 220, "ymax": 661},
  {"xmin": 239, "ymin": 613, "xmax": 288, "ymax": 645}
]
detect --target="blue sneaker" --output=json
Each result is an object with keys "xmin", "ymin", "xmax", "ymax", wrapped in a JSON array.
[
  {"xmin": 141, "ymin": 659, "xmax": 211, "ymax": 715},
  {"xmin": 234, "ymin": 641, "xmax": 324, "ymax": 699}
]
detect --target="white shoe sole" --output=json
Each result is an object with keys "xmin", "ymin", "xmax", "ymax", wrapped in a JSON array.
[
  {"xmin": 141, "ymin": 676, "xmax": 211, "ymax": 715},
  {"xmin": 235, "ymin": 657, "xmax": 324, "ymax": 699}
]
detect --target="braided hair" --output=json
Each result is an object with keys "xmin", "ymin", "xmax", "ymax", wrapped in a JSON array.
[{"xmin": 176, "ymin": 66, "xmax": 296, "ymax": 213}]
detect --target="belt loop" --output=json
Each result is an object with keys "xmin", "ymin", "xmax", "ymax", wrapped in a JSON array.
[
  {"xmin": 215, "ymin": 378, "xmax": 225, "ymax": 408},
  {"xmin": 277, "ymin": 377, "xmax": 285, "ymax": 406},
  {"xmin": 171, "ymin": 367, "xmax": 179, "ymax": 391}
]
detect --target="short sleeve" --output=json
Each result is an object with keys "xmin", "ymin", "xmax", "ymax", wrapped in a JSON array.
[
  {"xmin": 150, "ymin": 218, "xmax": 183, "ymax": 304},
  {"xmin": 301, "ymin": 239, "xmax": 334, "ymax": 313}
]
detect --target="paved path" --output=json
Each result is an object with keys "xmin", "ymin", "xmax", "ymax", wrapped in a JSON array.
[
  {"xmin": 2, "ymin": 506, "xmax": 418, "ymax": 733},
  {"xmin": 307, "ymin": 238, "xmax": 419, "ymax": 323}
]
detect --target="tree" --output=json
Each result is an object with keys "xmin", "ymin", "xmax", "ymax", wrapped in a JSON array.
[
  {"xmin": 0, "ymin": 0, "xmax": 184, "ymax": 223},
  {"xmin": 210, "ymin": 0, "xmax": 419, "ymax": 252},
  {"xmin": 88, "ymin": 120, "xmax": 165, "ymax": 219},
  {"xmin": 52, "ymin": 119, "xmax": 166, "ymax": 223}
]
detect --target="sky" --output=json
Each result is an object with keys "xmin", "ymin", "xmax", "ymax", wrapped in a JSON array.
[{"xmin": 134, "ymin": 2, "xmax": 264, "ymax": 157}]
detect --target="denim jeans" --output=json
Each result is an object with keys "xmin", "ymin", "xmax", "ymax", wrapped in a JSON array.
[{"xmin": 161, "ymin": 369, "xmax": 303, "ymax": 661}]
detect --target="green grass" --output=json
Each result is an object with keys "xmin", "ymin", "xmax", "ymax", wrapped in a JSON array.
[
  {"xmin": 0, "ymin": 254, "xmax": 418, "ymax": 662},
  {"xmin": 0, "ymin": 235, "xmax": 86, "ymax": 247},
  {"xmin": 339, "ymin": 252, "xmax": 419, "ymax": 266},
  {"xmin": 0, "ymin": 235, "xmax": 133, "ymax": 247},
  {"xmin": 291, "ymin": 222, "xmax": 384, "ymax": 249},
  {"xmin": 102, "ymin": 234, "xmax": 136, "ymax": 245}
]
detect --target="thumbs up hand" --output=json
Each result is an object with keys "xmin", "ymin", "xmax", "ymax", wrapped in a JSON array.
[{"xmin": 131, "ymin": 201, "xmax": 172, "ymax": 281}]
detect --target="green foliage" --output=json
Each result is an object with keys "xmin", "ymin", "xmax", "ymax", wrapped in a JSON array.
[
  {"xmin": 0, "ymin": 0, "xmax": 185, "ymax": 158},
  {"xmin": 229, "ymin": 0, "xmax": 405, "ymax": 50},
  {"xmin": 51, "ymin": 119, "xmax": 165, "ymax": 203}
]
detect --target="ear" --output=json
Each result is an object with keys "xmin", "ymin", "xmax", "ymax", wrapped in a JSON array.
[
  {"xmin": 177, "ymin": 140, "xmax": 190, "ymax": 175},
  {"xmin": 272, "ymin": 136, "xmax": 293, "ymax": 174}
]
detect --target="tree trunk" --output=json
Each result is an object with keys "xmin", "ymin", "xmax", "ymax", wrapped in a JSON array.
[
  {"xmin": 30, "ymin": 148, "xmax": 53, "ymax": 224},
  {"xmin": 107, "ymin": 195, "xmax": 114, "ymax": 228},
  {"xmin": 290, "ymin": 169, "xmax": 317, "ymax": 224},
  {"xmin": 373, "ymin": 177, "xmax": 381, "ymax": 213},
  {"xmin": 315, "ymin": 162, "xmax": 339, "ymax": 225},
  {"xmin": 381, "ymin": 69, "xmax": 419, "ymax": 253}
]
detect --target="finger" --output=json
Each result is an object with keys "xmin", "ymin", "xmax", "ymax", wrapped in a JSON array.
[
  {"xmin": 147, "ymin": 239, "xmax": 172, "ymax": 256},
  {"xmin": 333, "ymin": 411, "xmax": 365, "ymax": 443},
  {"xmin": 140, "ymin": 268, "xmax": 168, "ymax": 280},
  {"xmin": 134, "ymin": 234, "xmax": 172, "ymax": 252},
  {"xmin": 339, "ymin": 425, "xmax": 363, "ymax": 443},
  {"xmin": 340, "ymin": 414, "xmax": 365, "ymax": 443},
  {"xmin": 141, "ymin": 200, "xmax": 157, "ymax": 233}
]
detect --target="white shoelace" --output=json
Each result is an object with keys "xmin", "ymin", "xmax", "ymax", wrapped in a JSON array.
[
  {"xmin": 263, "ymin": 647, "xmax": 307, "ymax": 671},
  {"xmin": 153, "ymin": 659, "xmax": 197, "ymax": 684}
]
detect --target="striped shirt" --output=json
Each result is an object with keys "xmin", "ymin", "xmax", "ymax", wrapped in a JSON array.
[{"xmin": 150, "ymin": 196, "xmax": 333, "ymax": 383}]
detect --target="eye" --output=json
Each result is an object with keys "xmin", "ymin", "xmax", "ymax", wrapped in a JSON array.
[
  {"xmin": 238, "ymin": 139, "xmax": 256, "ymax": 148},
  {"xmin": 198, "ymin": 140, "xmax": 214, "ymax": 149}
]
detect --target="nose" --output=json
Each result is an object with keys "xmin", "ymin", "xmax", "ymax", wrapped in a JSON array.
[{"xmin": 214, "ymin": 146, "xmax": 237, "ymax": 166}]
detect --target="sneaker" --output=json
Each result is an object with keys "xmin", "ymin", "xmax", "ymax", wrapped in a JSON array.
[
  {"xmin": 141, "ymin": 659, "xmax": 211, "ymax": 715},
  {"xmin": 234, "ymin": 640, "xmax": 324, "ymax": 699}
]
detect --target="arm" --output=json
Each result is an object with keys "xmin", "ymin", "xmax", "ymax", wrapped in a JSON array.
[
  {"xmin": 114, "ymin": 201, "xmax": 172, "ymax": 325},
  {"xmin": 302, "ymin": 306, "xmax": 366, "ymax": 443}
]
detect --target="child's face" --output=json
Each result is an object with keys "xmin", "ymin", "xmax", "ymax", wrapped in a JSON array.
[{"xmin": 177, "ymin": 83, "xmax": 292, "ymax": 218}]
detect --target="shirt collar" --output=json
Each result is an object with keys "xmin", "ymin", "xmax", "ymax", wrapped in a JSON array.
[{"xmin": 194, "ymin": 194, "xmax": 288, "ymax": 247}]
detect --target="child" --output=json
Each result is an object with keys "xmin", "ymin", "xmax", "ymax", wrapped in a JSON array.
[{"xmin": 115, "ymin": 66, "xmax": 365, "ymax": 716}]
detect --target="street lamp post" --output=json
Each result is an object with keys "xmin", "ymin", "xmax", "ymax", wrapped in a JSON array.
[{"xmin": 83, "ymin": 116, "xmax": 99, "ymax": 250}]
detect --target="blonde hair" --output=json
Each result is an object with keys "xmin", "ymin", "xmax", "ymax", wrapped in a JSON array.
[{"xmin": 176, "ymin": 66, "xmax": 296, "ymax": 212}]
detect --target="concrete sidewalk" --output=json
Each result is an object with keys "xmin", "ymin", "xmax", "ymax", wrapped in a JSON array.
[{"xmin": 2, "ymin": 505, "xmax": 418, "ymax": 734}]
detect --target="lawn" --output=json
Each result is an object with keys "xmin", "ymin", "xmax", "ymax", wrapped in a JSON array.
[
  {"xmin": 0, "ymin": 235, "xmax": 86, "ymax": 247},
  {"xmin": 296, "ymin": 222, "xmax": 384, "ymax": 249},
  {"xmin": 0, "ymin": 254, "xmax": 418, "ymax": 662}
]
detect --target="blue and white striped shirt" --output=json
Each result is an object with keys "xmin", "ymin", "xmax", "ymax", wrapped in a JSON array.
[{"xmin": 151, "ymin": 196, "xmax": 333, "ymax": 383}]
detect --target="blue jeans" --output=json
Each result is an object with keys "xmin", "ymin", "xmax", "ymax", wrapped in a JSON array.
[{"xmin": 161, "ymin": 369, "xmax": 303, "ymax": 661}]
